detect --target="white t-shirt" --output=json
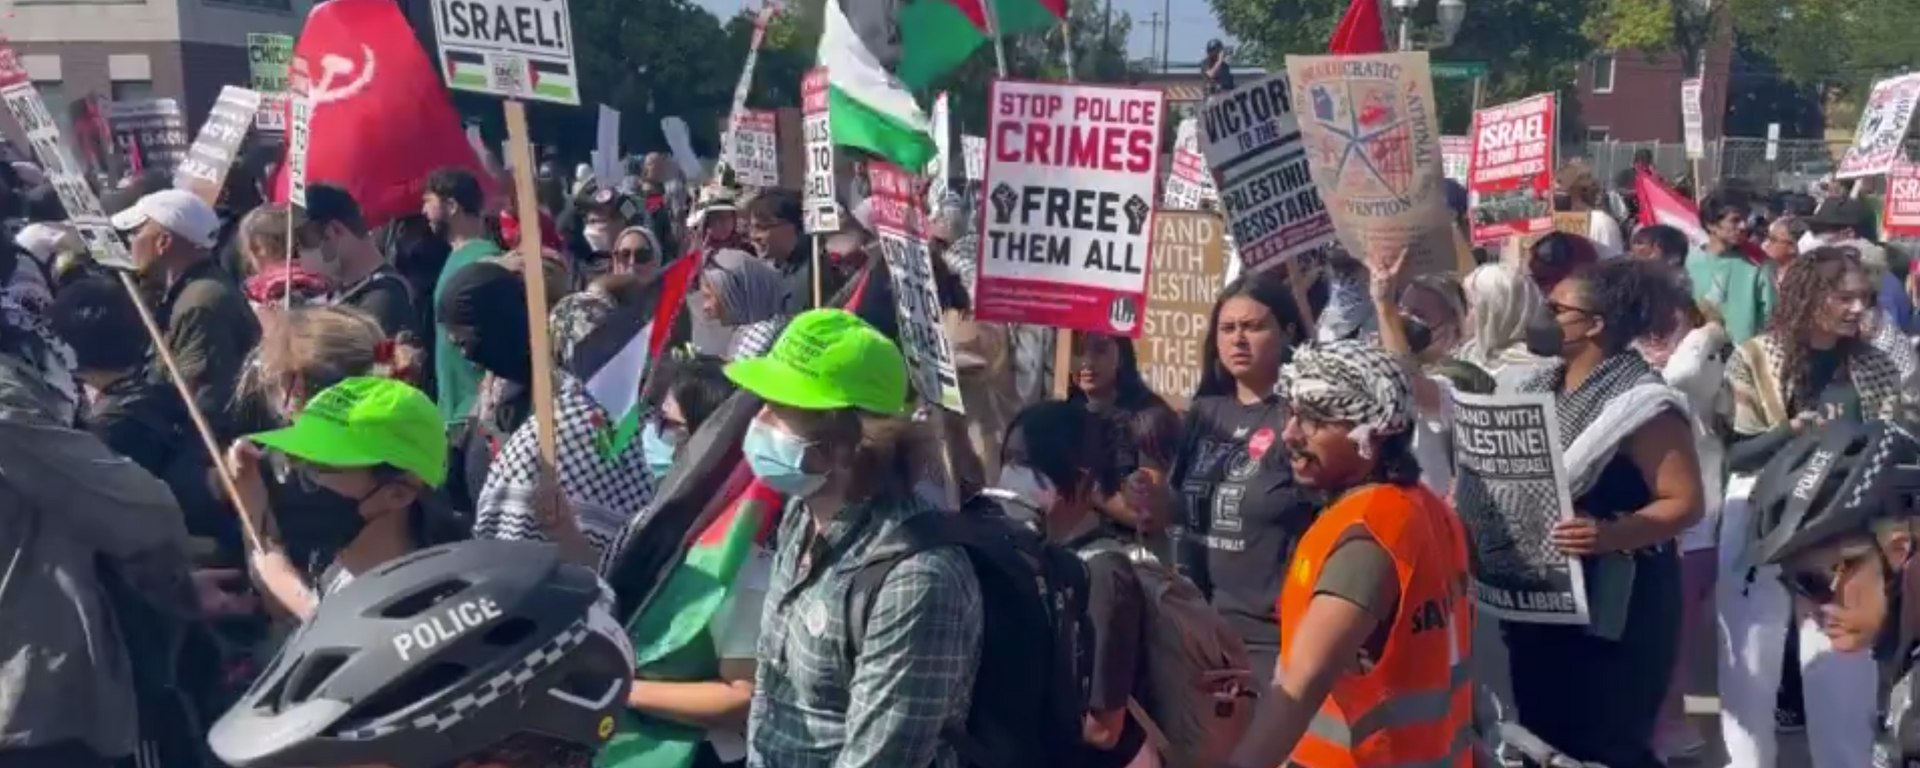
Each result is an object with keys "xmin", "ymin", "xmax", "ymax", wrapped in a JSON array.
[
  {"xmin": 704, "ymin": 545, "xmax": 773, "ymax": 761},
  {"xmin": 1586, "ymin": 210, "xmax": 1626, "ymax": 260},
  {"xmin": 1411, "ymin": 373, "xmax": 1458, "ymax": 496}
]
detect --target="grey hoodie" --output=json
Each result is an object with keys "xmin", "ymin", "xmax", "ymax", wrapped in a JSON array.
[{"xmin": 0, "ymin": 354, "xmax": 197, "ymax": 759}]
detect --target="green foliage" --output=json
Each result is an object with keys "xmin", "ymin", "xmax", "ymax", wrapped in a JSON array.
[
  {"xmin": 1583, "ymin": 0, "xmax": 1679, "ymax": 52},
  {"xmin": 1726, "ymin": 0, "xmax": 1920, "ymax": 107}
]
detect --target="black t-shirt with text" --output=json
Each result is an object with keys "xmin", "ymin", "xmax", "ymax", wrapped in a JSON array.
[{"xmin": 1170, "ymin": 394, "xmax": 1319, "ymax": 663}]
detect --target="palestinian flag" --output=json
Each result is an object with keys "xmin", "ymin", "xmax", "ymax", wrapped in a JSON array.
[
  {"xmin": 566, "ymin": 255, "xmax": 700, "ymax": 459},
  {"xmin": 442, "ymin": 50, "xmax": 578, "ymax": 103},
  {"xmin": 819, "ymin": 0, "xmax": 938, "ymax": 169},
  {"xmin": 895, "ymin": 0, "xmax": 1067, "ymax": 90},
  {"xmin": 596, "ymin": 474, "xmax": 782, "ymax": 768},
  {"xmin": 1635, "ymin": 168, "xmax": 1709, "ymax": 247}
]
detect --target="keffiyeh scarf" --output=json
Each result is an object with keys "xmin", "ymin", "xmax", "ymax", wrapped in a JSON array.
[
  {"xmin": 0, "ymin": 287, "xmax": 77, "ymax": 425},
  {"xmin": 1519, "ymin": 352, "xmax": 1682, "ymax": 497},
  {"xmin": 1278, "ymin": 339, "xmax": 1413, "ymax": 458}
]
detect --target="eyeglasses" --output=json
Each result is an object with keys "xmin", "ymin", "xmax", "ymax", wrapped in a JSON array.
[{"xmin": 1778, "ymin": 549, "xmax": 1880, "ymax": 605}]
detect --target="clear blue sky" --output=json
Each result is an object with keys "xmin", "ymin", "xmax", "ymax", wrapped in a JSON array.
[{"xmin": 691, "ymin": 0, "xmax": 1229, "ymax": 65}]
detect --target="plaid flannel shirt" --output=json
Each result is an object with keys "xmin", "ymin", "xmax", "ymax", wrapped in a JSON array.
[{"xmin": 747, "ymin": 495, "xmax": 982, "ymax": 768}]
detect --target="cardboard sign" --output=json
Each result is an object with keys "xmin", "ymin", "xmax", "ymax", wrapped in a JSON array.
[
  {"xmin": 1680, "ymin": 78, "xmax": 1705, "ymax": 160},
  {"xmin": 430, "ymin": 0, "xmax": 580, "ymax": 105},
  {"xmin": 1468, "ymin": 93, "xmax": 1556, "ymax": 244},
  {"xmin": 728, "ymin": 109, "xmax": 779, "ymax": 188},
  {"xmin": 175, "ymin": 86, "xmax": 261, "ymax": 204},
  {"xmin": 1286, "ymin": 52, "xmax": 1453, "ymax": 278},
  {"xmin": 249, "ymin": 33, "xmax": 294, "ymax": 131},
  {"xmin": 1887, "ymin": 160, "xmax": 1920, "ymax": 238},
  {"xmin": 1139, "ymin": 211, "xmax": 1228, "ymax": 409},
  {"xmin": 287, "ymin": 93, "xmax": 314, "ymax": 208},
  {"xmin": 870, "ymin": 162, "xmax": 965, "ymax": 413},
  {"xmin": 1163, "ymin": 117, "xmax": 1216, "ymax": 210},
  {"xmin": 802, "ymin": 68, "xmax": 838, "ymax": 233},
  {"xmin": 107, "ymin": 98, "xmax": 188, "ymax": 173},
  {"xmin": 1837, "ymin": 72, "xmax": 1920, "ymax": 180},
  {"xmin": 0, "ymin": 42, "xmax": 131, "ymax": 269},
  {"xmin": 1199, "ymin": 74, "xmax": 1335, "ymax": 275},
  {"xmin": 975, "ymin": 79, "xmax": 1164, "ymax": 337}
]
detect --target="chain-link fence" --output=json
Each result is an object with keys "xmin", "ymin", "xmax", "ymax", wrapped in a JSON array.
[{"xmin": 1563, "ymin": 137, "xmax": 1920, "ymax": 194}]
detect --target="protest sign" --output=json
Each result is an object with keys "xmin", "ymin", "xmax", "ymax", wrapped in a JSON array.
[
  {"xmin": 1286, "ymin": 52, "xmax": 1453, "ymax": 278},
  {"xmin": 1200, "ymin": 74, "xmax": 1335, "ymax": 275},
  {"xmin": 801, "ymin": 69, "xmax": 838, "ymax": 233},
  {"xmin": 1440, "ymin": 135, "xmax": 1470, "ymax": 185},
  {"xmin": 1450, "ymin": 391, "xmax": 1588, "ymax": 625},
  {"xmin": 1468, "ymin": 93, "xmax": 1555, "ymax": 243},
  {"xmin": 0, "ymin": 46, "xmax": 131, "ymax": 269},
  {"xmin": 1680, "ymin": 78, "xmax": 1705, "ymax": 160},
  {"xmin": 287, "ymin": 94, "xmax": 314, "ymax": 208},
  {"xmin": 430, "ymin": 0, "xmax": 580, "ymax": 105},
  {"xmin": 962, "ymin": 135, "xmax": 985, "ymax": 182},
  {"xmin": 1140, "ymin": 211, "xmax": 1227, "ymax": 408},
  {"xmin": 1162, "ymin": 117, "xmax": 1215, "ymax": 210},
  {"xmin": 1836, "ymin": 72, "xmax": 1920, "ymax": 180},
  {"xmin": 175, "ymin": 86, "xmax": 261, "ymax": 204},
  {"xmin": 870, "ymin": 162, "xmax": 965, "ymax": 413},
  {"xmin": 249, "ymin": 33, "xmax": 294, "ymax": 132},
  {"xmin": 1888, "ymin": 160, "xmax": 1920, "ymax": 238},
  {"xmin": 976, "ymin": 79, "xmax": 1163, "ymax": 336},
  {"xmin": 728, "ymin": 109, "xmax": 779, "ymax": 188},
  {"xmin": 927, "ymin": 92, "xmax": 950, "ymax": 212},
  {"xmin": 107, "ymin": 98, "xmax": 188, "ymax": 173},
  {"xmin": 594, "ymin": 105, "xmax": 620, "ymax": 189}
]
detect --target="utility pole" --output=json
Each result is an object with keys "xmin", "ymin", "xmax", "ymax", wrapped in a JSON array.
[
  {"xmin": 1161, "ymin": 0, "xmax": 1172, "ymax": 72},
  {"xmin": 1145, "ymin": 12, "xmax": 1162, "ymax": 71}
]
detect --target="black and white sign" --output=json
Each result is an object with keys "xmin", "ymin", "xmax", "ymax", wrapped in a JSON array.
[
  {"xmin": 1449, "ymin": 391, "xmax": 1588, "ymax": 625},
  {"xmin": 1680, "ymin": 78, "xmax": 1704, "ymax": 161},
  {"xmin": 1, "ymin": 81, "xmax": 132, "ymax": 269},
  {"xmin": 431, "ymin": 0, "xmax": 580, "ymax": 105},
  {"xmin": 801, "ymin": 68, "xmax": 837, "ymax": 233},
  {"xmin": 175, "ymin": 86, "xmax": 261, "ymax": 201},
  {"xmin": 287, "ymin": 94, "xmax": 313, "ymax": 208},
  {"xmin": 962, "ymin": 135, "xmax": 985, "ymax": 182},
  {"xmin": 106, "ymin": 98, "xmax": 188, "ymax": 173},
  {"xmin": 870, "ymin": 163, "xmax": 964, "ymax": 413},
  {"xmin": 728, "ymin": 109, "xmax": 778, "ymax": 188},
  {"xmin": 1200, "ymin": 74, "xmax": 1334, "ymax": 275}
]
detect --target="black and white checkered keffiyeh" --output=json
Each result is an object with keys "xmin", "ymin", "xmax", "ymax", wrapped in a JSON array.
[
  {"xmin": 1279, "ymin": 339, "xmax": 1413, "ymax": 458},
  {"xmin": 1519, "ymin": 351, "xmax": 1675, "ymax": 496}
]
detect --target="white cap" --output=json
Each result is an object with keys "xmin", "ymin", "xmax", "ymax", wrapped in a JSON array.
[{"xmin": 111, "ymin": 189, "xmax": 220, "ymax": 248}]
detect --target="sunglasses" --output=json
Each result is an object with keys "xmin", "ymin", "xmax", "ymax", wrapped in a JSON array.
[{"xmin": 1778, "ymin": 549, "xmax": 1880, "ymax": 605}]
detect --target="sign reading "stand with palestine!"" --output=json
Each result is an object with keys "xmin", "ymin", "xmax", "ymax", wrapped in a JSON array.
[
  {"xmin": 976, "ymin": 80, "xmax": 1164, "ymax": 337},
  {"xmin": 431, "ymin": 0, "xmax": 580, "ymax": 105}
]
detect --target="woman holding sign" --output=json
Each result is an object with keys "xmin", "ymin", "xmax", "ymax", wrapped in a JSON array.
[{"xmin": 1137, "ymin": 273, "xmax": 1316, "ymax": 687}]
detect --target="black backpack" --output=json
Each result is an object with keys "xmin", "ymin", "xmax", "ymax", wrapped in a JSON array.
[{"xmin": 845, "ymin": 497, "xmax": 1092, "ymax": 768}]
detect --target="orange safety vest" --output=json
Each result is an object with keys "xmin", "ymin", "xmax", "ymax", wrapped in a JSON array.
[{"xmin": 1278, "ymin": 483, "xmax": 1473, "ymax": 768}]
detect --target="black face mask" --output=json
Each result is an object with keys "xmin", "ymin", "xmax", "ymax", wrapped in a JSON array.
[
  {"xmin": 458, "ymin": 325, "xmax": 534, "ymax": 383},
  {"xmin": 1525, "ymin": 318, "xmax": 1565, "ymax": 358},
  {"xmin": 265, "ymin": 472, "xmax": 369, "ymax": 579}
]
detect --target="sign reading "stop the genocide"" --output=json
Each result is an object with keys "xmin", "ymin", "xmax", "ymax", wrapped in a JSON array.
[
  {"xmin": 1468, "ymin": 92, "xmax": 1555, "ymax": 243},
  {"xmin": 976, "ymin": 80, "xmax": 1163, "ymax": 337}
]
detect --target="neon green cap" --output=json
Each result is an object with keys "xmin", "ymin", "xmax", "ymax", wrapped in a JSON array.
[
  {"xmin": 725, "ymin": 309, "xmax": 910, "ymax": 415},
  {"xmin": 248, "ymin": 377, "xmax": 449, "ymax": 488}
]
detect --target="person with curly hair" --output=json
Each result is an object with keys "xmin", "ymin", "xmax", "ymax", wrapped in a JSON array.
[
  {"xmin": 1502, "ymin": 258, "xmax": 1702, "ymax": 768},
  {"xmin": 1717, "ymin": 246, "xmax": 1911, "ymax": 768}
]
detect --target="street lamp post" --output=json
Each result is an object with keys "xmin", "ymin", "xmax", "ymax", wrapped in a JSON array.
[{"xmin": 1389, "ymin": 0, "xmax": 1468, "ymax": 51}]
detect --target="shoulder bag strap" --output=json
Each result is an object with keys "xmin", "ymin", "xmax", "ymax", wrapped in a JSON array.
[{"xmin": 1743, "ymin": 337, "xmax": 1790, "ymax": 426}]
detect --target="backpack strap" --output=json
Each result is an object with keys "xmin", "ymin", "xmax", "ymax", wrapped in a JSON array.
[{"xmin": 844, "ymin": 511, "xmax": 954, "ymax": 662}]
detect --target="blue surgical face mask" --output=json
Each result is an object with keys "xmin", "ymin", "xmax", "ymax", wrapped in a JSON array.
[
  {"xmin": 742, "ymin": 419, "xmax": 827, "ymax": 498},
  {"xmin": 641, "ymin": 421, "xmax": 681, "ymax": 480}
]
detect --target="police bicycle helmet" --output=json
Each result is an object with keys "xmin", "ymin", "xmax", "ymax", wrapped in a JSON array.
[
  {"xmin": 209, "ymin": 540, "xmax": 636, "ymax": 768},
  {"xmin": 1750, "ymin": 418, "xmax": 1920, "ymax": 567}
]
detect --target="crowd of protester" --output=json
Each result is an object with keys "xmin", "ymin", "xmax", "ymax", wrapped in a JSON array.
[{"xmin": 3, "ymin": 137, "xmax": 1920, "ymax": 768}]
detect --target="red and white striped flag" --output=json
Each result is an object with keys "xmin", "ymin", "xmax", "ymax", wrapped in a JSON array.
[{"xmin": 1636, "ymin": 168, "xmax": 1708, "ymax": 246}]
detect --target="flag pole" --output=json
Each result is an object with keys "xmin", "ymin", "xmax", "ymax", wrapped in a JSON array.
[{"xmin": 980, "ymin": 0, "xmax": 1009, "ymax": 78}]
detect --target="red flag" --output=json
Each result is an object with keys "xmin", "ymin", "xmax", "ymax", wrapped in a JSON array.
[
  {"xmin": 1635, "ymin": 169, "xmax": 1709, "ymax": 247},
  {"xmin": 1328, "ymin": 0, "xmax": 1388, "ymax": 54},
  {"xmin": 272, "ymin": 0, "xmax": 494, "ymax": 228}
]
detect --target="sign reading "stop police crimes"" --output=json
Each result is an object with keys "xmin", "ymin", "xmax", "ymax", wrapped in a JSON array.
[{"xmin": 976, "ymin": 80, "xmax": 1164, "ymax": 337}]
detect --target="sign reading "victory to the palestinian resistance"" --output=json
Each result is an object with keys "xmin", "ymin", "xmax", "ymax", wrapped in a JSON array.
[
  {"xmin": 431, "ymin": 0, "xmax": 580, "ymax": 105},
  {"xmin": 975, "ymin": 80, "xmax": 1164, "ymax": 337},
  {"xmin": 1200, "ymin": 73, "xmax": 1334, "ymax": 275}
]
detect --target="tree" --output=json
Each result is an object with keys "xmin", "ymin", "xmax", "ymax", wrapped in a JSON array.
[{"xmin": 1204, "ymin": 0, "xmax": 1600, "ymax": 134}]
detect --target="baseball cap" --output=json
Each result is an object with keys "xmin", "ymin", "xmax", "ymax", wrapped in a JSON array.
[
  {"xmin": 1807, "ymin": 198, "xmax": 1869, "ymax": 233},
  {"xmin": 724, "ymin": 309, "xmax": 910, "ymax": 415},
  {"xmin": 111, "ymin": 188, "xmax": 220, "ymax": 248},
  {"xmin": 248, "ymin": 377, "xmax": 449, "ymax": 488}
]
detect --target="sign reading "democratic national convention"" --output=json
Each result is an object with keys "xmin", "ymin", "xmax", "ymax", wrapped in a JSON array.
[{"xmin": 431, "ymin": 0, "xmax": 580, "ymax": 105}]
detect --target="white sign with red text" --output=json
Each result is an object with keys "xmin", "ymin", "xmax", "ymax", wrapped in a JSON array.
[
  {"xmin": 1441, "ymin": 136, "xmax": 1471, "ymax": 185},
  {"xmin": 727, "ymin": 109, "xmax": 779, "ymax": 188},
  {"xmin": 1162, "ymin": 117, "xmax": 1216, "ymax": 210},
  {"xmin": 1887, "ymin": 160, "xmax": 1920, "ymax": 238},
  {"xmin": 870, "ymin": 162, "xmax": 965, "ymax": 413},
  {"xmin": 977, "ymin": 80, "xmax": 1163, "ymax": 337},
  {"xmin": 801, "ymin": 69, "xmax": 837, "ymax": 233},
  {"xmin": 1837, "ymin": 72, "xmax": 1920, "ymax": 180},
  {"xmin": 1468, "ymin": 92, "xmax": 1556, "ymax": 243},
  {"xmin": 1680, "ymin": 78, "xmax": 1705, "ymax": 160}
]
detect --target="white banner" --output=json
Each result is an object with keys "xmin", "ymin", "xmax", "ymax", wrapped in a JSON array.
[
  {"xmin": 962, "ymin": 135, "xmax": 986, "ymax": 182},
  {"xmin": 801, "ymin": 68, "xmax": 838, "ymax": 233},
  {"xmin": 728, "ymin": 110, "xmax": 779, "ymax": 188},
  {"xmin": 595, "ymin": 105, "xmax": 620, "ymax": 189}
]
